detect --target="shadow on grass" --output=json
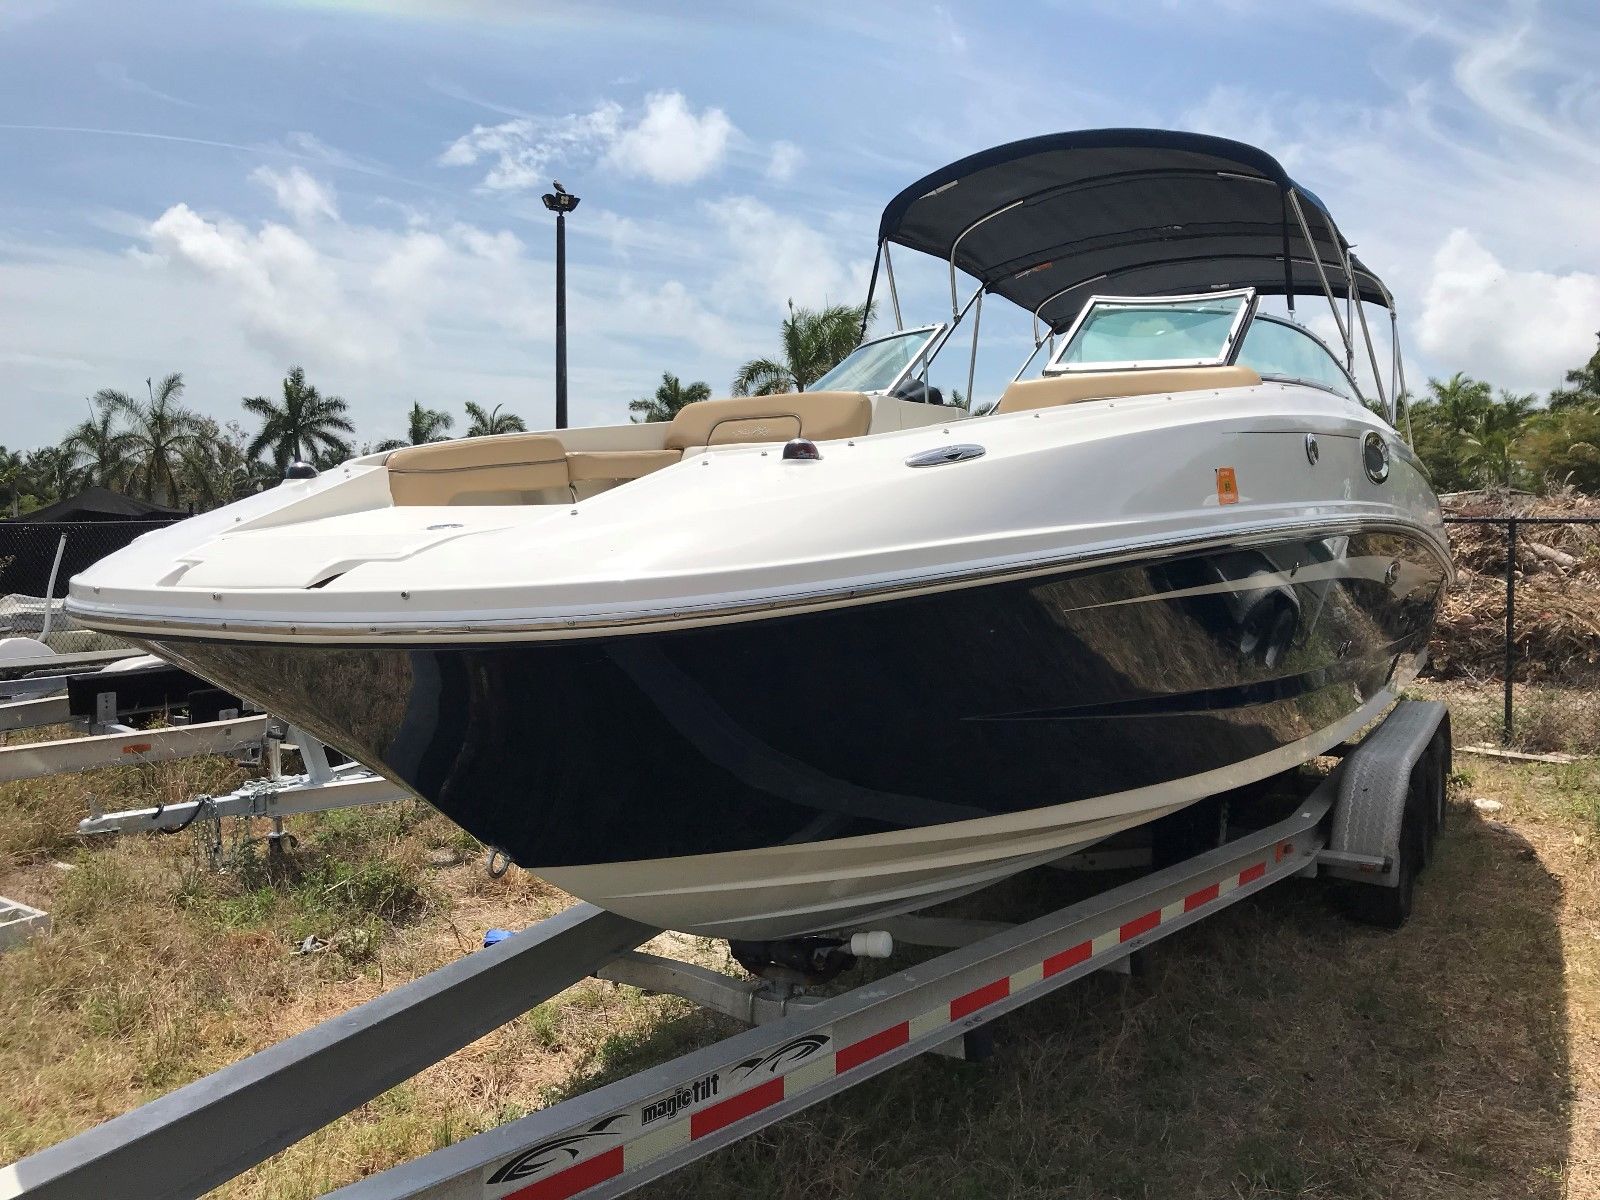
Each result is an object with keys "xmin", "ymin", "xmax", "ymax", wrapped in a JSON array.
[{"xmin": 533, "ymin": 803, "xmax": 1570, "ymax": 1200}]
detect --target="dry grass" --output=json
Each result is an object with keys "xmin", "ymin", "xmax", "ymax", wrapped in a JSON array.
[{"xmin": 2, "ymin": 732, "xmax": 1598, "ymax": 1198}]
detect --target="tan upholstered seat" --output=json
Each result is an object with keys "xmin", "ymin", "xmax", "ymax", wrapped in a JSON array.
[
  {"xmin": 388, "ymin": 435, "xmax": 570, "ymax": 506},
  {"xmin": 994, "ymin": 366, "xmax": 1261, "ymax": 413},
  {"xmin": 566, "ymin": 449, "xmax": 683, "ymax": 483},
  {"xmin": 565, "ymin": 391, "xmax": 874, "ymax": 486},
  {"xmin": 664, "ymin": 391, "xmax": 871, "ymax": 449}
]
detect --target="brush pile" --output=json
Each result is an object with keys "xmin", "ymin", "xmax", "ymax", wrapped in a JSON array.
[{"xmin": 1430, "ymin": 489, "xmax": 1600, "ymax": 680}]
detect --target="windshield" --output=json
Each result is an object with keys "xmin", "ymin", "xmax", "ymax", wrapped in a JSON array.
[
  {"xmin": 1047, "ymin": 292, "xmax": 1252, "ymax": 372},
  {"xmin": 811, "ymin": 326, "xmax": 942, "ymax": 393}
]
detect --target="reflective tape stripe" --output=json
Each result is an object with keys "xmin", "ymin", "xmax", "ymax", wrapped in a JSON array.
[
  {"xmin": 1119, "ymin": 910, "xmax": 1160, "ymax": 941},
  {"xmin": 950, "ymin": 977, "xmax": 1009, "ymax": 1020},
  {"xmin": 836, "ymin": 1022, "xmax": 909, "ymax": 1073},
  {"xmin": 690, "ymin": 1078, "xmax": 783, "ymax": 1139},
  {"xmin": 506, "ymin": 1146, "xmax": 623, "ymax": 1200}
]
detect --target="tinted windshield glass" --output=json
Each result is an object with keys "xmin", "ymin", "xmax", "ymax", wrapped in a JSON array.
[
  {"xmin": 1236, "ymin": 317, "xmax": 1358, "ymax": 400},
  {"xmin": 811, "ymin": 328, "xmax": 941, "ymax": 393},
  {"xmin": 1049, "ymin": 294, "xmax": 1248, "ymax": 370}
]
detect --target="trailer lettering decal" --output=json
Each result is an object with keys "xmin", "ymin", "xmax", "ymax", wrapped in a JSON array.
[{"xmin": 640, "ymin": 1072, "xmax": 720, "ymax": 1126}]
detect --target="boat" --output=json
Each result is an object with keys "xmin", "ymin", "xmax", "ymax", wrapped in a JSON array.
[{"xmin": 66, "ymin": 129, "xmax": 1451, "ymax": 942}]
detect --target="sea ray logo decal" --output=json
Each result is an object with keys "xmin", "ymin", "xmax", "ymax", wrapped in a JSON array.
[
  {"xmin": 733, "ymin": 1033, "xmax": 831, "ymax": 1078},
  {"xmin": 484, "ymin": 1113, "xmax": 628, "ymax": 1184}
]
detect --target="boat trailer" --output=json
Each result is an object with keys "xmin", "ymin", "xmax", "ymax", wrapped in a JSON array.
[
  {"xmin": 0, "ymin": 700, "xmax": 1451, "ymax": 1200},
  {"xmin": 0, "ymin": 658, "xmax": 410, "ymax": 846}
]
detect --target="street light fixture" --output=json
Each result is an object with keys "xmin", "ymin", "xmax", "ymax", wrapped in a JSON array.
[{"xmin": 541, "ymin": 181, "xmax": 580, "ymax": 429}]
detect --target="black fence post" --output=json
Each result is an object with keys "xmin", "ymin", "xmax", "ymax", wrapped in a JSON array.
[{"xmin": 1503, "ymin": 516, "xmax": 1517, "ymax": 744}]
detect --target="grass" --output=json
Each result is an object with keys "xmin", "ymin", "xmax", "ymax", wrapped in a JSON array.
[{"xmin": 1, "ymin": 726, "xmax": 1598, "ymax": 1198}]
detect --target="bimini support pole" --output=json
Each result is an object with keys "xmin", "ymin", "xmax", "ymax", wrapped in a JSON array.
[
  {"xmin": 1287, "ymin": 190, "xmax": 1352, "ymax": 364},
  {"xmin": 1392, "ymin": 307, "xmax": 1414, "ymax": 442},
  {"xmin": 860, "ymin": 242, "xmax": 883, "ymax": 341},
  {"xmin": 882, "ymin": 242, "xmax": 904, "ymax": 331},
  {"xmin": 965, "ymin": 289, "xmax": 984, "ymax": 408}
]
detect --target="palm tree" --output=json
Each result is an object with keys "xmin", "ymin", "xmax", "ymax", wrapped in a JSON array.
[
  {"xmin": 0, "ymin": 445, "xmax": 28, "ymax": 517},
  {"xmin": 61, "ymin": 396, "xmax": 132, "ymax": 490},
  {"xmin": 463, "ymin": 402, "xmax": 527, "ymax": 437},
  {"xmin": 243, "ymin": 366, "xmax": 356, "ymax": 471},
  {"xmin": 629, "ymin": 373, "xmax": 712, "ymax": 423},
  {"xmin": 376, "ymin": 402, "xmax": 454, "ymax": 451},
  {"xmin": 98, "ymin": 373, "xmax": 205, "ymax": 505},
  {"xmin": 1463, "ymin": 392, "xmax": 1537, "ymax": 488},
  {"xmin": 1426, "ymin": 372, "xmax": 1493, "ymax": 434},
  {"xmin": 24, "ymin": 446, "xmax": 78, "ymax": 504},
  {"xmin": 732, "ymin": 301, "xmax": 870, "ymax": 396},
  {"xmin": 1550, "ymin": 331, "xmax": 1600, "ymax": 411}
]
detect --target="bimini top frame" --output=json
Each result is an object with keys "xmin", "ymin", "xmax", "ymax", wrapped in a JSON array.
[{"xmin": 864, "ymin": 128, "xmax": 1407, "ymax": 428}]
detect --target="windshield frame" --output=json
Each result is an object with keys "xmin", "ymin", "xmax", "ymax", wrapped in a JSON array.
[
  {"xmin": 1042, "ymin": 288, "xmax": 1258, "ymax": 374},
  {"xmin": 1241, "ymin": 312, "xmax": 1366, "ymax": 403},
  {"xmin": 811, "ymin": 323, "xmax": 945, "ymax": 394}
]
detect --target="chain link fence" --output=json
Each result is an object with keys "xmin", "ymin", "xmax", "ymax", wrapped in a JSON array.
[
  {"xmin": 0, "ymin": 520, "xmax": 176, "ymax": 652},
  {"xmin": 1429, "ymin": 511, "xmax": 1600, "ymax": 754}
]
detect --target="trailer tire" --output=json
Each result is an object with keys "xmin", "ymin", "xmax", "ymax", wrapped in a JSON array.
[{"xmin": 1340, "ymin": 786, "xmax": 1423, "ymax": 930}]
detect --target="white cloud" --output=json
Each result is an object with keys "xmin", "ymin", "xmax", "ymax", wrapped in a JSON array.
[
  {"xmin": 1175, "ymin": 2, "xmax": 1600, "ymax": 393},
  {"xmin": 1416, "ymin": 229, "xmax": 1600, "ymax": 393},
  {"xmin": 705, "ymin": 196, "xmax": 869, "ymax": 313},
  {"xmin": 440, "ymin": 91, "xmax": 734, "ymax": 190},
  {"xmin": 439, "ymin": 102, "xmax": 622, "ymax": 191},
  {"xmin": 765, "ymin": 140, "xmax": 803, "ymax": 183},
  {"xmin": 604, "ymin": 91, "xmax": 733, "ymax": 185},
  {"xmin": 250, "ymin": 165, "xmax": 339, "ymax": 224}
]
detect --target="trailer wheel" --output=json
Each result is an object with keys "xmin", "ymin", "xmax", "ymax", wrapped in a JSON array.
[{"xmin": 1340, "ymin": 784, "xmax": 1425, "ymax": 930}]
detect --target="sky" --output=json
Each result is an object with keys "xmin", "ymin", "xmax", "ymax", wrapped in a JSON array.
[{"xmin": 0, "ymin": 0, "xmax": 1596, "ymax": 451}]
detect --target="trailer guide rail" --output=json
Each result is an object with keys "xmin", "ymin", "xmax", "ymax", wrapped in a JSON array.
[{"xmin": 0, "ymin": 701, "xmax": 1451, "ymax": 1200}]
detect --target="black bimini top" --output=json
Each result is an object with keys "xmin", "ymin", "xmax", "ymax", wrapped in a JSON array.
[{"xmin": 878, "ymin": 128, "xmax": 1391, "ymax": 333}]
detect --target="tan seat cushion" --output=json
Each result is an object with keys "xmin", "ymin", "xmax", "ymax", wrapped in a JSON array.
[
  {"xmin": 995, "ymin": 366, "xmax": 1262, "ymax": 413},
  {"xmin": 663, "ymin": 391, "xmax": 871, "ymax": 450},
  {"xmin": 388, "ymin": 434, "xmax": 570, "ymax": 506},
  {"xmin": 566, "ymin": 449, "xmax": 683, "ymax": 483}
]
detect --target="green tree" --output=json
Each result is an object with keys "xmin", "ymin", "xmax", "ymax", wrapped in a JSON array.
[
  {"xmin": 463, "ymin": 402, "xmax": 527, "ymax": 437},
  {"xmin": 97, "ymin": 373, "xmax": 204, "ymax": 505},
  {"xmin": 1517, "ymin": 406, "xmax": 1600, "ymax": 493},
  {"xmin": 377, "ymin": 402, "xmax": 454, "ymax": 451},
  {"xmin": 61, "ymin": 396, "xmax": 132, "ymax": 490},
  {"xmin": 1462, "ymin": 391, "xmax": 1536, "ymax": 488},
  {"xmin": 1408, "ymin": 373, "xmax": 1495, "ymax": 491},
  {"xmin": 23, "ymin": 446, "xmax": 78, "ymax": 504},
  {"xmin": 177, "ymin": 419, "xmax": 273, "ymax": 511},
  {"xmin": 629, "ymin": 372, "xmax": 712, "ymax": 423},
  {"xmin": 732, "ymin": 301, "xmax": 870, "ymax": 396},
  {"xmin": 1549, "ymin": 331, "xmax": 1600, "ymax": 411},
  {"xmin": 0, "ymin": 445, "xmax": 28, "ymax": 517},
  {"xmin": 243, "ymin": 366, "xmax": 356, "ymax": 471}
]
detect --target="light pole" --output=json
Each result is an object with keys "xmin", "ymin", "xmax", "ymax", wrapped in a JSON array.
[{"xmin": 541, "ymin": 180, "xmax": 580, "ymax": 429}]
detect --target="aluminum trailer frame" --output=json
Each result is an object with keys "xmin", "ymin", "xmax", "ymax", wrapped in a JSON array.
[{"xmin": 0, "ymin": 701, "xmax": 1450, "ymax": 1200}]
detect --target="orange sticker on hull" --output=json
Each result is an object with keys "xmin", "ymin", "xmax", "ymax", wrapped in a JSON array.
[{"xmin": 1216, "ymin": 467, "xmax": 1239, "ymax": 505}]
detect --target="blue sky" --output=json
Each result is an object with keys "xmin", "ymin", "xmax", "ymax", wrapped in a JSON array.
[{"xmin": 1, "ymin": 0, "xmax": 1596, "ymax": 450}]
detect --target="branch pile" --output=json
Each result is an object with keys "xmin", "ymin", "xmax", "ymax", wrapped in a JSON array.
[{"xmin": 1430, "ymin": 489, "xmax": 1600, "ymax": 680}]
